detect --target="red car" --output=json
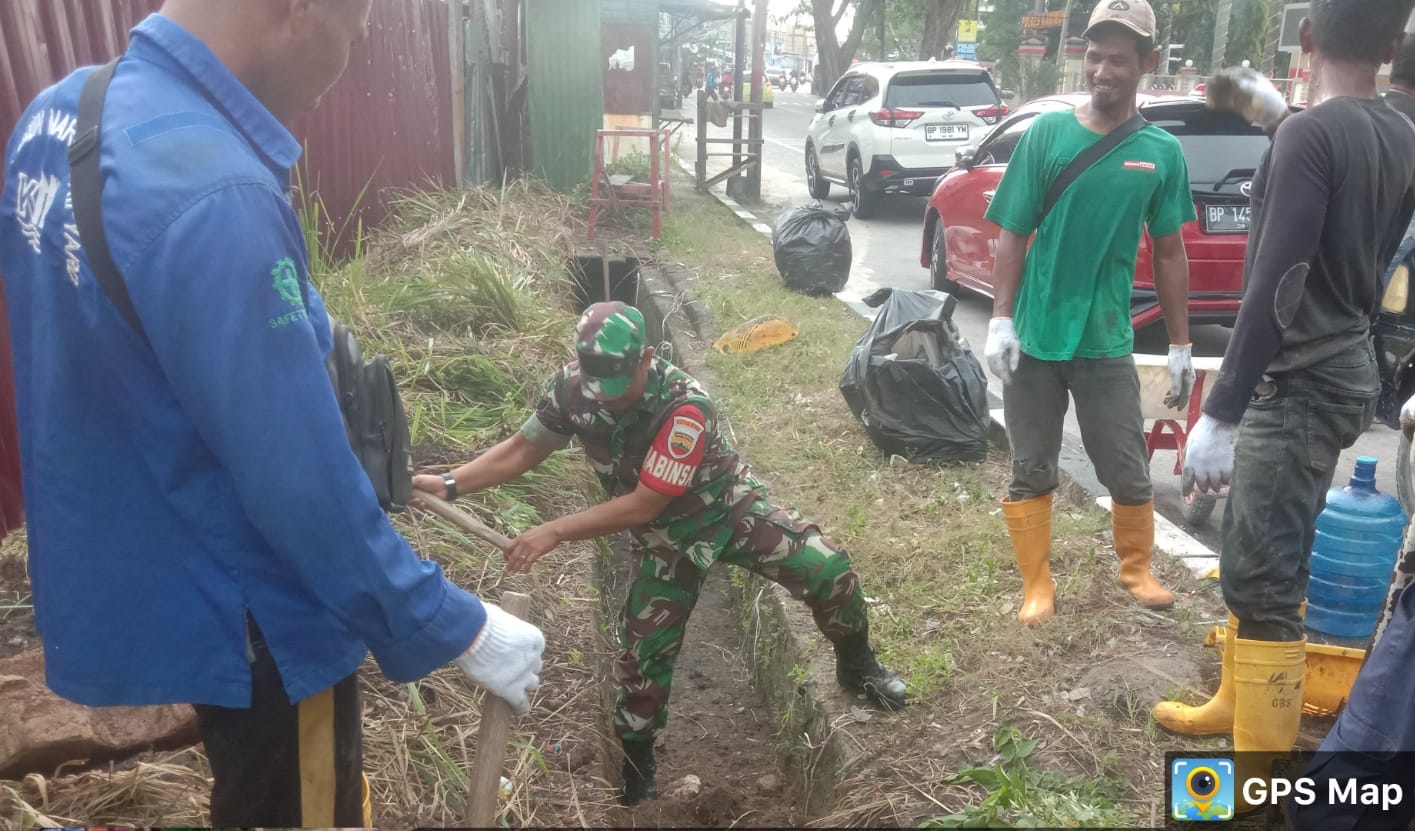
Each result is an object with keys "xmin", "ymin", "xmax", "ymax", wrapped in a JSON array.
[{"xmin": 921, "ymin": 94, "xmax": 1275, "ymax": 329}]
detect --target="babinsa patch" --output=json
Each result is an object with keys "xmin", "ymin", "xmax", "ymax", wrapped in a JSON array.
[{"xmin": 668, "ymin": 415, "xmax": 704, "ymax": 459}]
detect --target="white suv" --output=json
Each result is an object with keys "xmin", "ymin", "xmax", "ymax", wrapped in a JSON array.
[{"xmin": 805, "ymin": 60, "xmax": 1007, "ymax": 218}]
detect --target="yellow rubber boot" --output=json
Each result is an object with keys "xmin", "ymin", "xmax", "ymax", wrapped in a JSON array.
[
  {"xmin": 1153, "ymin": 613, "xmax": 1238, "ymax": 735},
  {"xmin": 1232, "ymin": 635, "xmax": 1307, "ymax": 814},
  {"xmin": 1110, "ymin": 501, "xmax": 1175, "ymax": 609},
  {"xmin": 1002, "ymin": 493, "xmax": 1054, "ymax": 625}
]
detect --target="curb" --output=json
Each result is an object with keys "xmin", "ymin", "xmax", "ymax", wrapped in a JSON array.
[{"xmin": 682, "ymin": 160, "xmax": 1222, "ymax": 580}]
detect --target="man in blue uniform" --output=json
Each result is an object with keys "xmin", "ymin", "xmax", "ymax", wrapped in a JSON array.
[{"xmin": 0, "ymin": 1, "xmax": 544, "ymax": 825}]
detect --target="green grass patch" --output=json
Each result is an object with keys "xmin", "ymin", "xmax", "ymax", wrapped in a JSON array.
[{"xmin": 923, "ymin": 727, "xmax": 1131, "ymax": 828}]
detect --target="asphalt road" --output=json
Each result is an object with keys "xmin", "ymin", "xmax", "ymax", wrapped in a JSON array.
[{"xmin": 688, "ymin": 89, "xmax": 1404, "ymax": 552}]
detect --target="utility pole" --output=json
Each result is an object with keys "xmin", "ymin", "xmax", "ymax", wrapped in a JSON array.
[
  {"xmin": 1210, "ymin": 0, "xmax": 1233, "ymax": 73},
  {"xmin": 733, "ymin": 0, "xmax": 747, "ymax": 175},
  {"xmin": 1260, "ymin": 0, "xmax": 1283, "ymax": 76},
  {"xmin": 748, "ymin": 0, "xmax": 769, "ymax": 198},
  {"xmin": 1055, "ymin": 0, "xmax": 1076, "ymax": 93}
]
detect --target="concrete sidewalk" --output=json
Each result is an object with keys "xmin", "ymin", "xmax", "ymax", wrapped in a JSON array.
[{"xmin": 683, "ymin": 160, "xmax": 1222, "ymax": 579}]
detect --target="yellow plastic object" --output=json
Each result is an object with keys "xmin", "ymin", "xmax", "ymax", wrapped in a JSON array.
[
  {"xmin": 712, "ymin": 315, "xmax": 799, "ymax": 354},
  {"xmin": 1210, "ymin": 625, "xmax": 1366, "ymax": 717},
  {"xmin": 1303, "ymin": 640, "xmax": 1367, "ymax": 716}
]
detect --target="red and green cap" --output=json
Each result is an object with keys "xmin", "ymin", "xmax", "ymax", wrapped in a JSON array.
[{"xmin": 575, "ymin": 301, "xmax": 647, "ymax": 400}]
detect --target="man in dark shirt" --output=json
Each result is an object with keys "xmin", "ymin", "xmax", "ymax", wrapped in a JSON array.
[
  {"xmin": 1384, "ymin": 35, "xmax": 1415, "ymax": 288},
  {"xmin": 1388, "ymin": 34, "xmax": 1415, "ymax": 121},
  {"xmin": 1154, "ymin": 0, "xmax": 1415, "ymax": 813}
]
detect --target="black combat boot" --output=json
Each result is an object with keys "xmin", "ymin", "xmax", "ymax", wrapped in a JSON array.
[
  {"xmin": 834, "ymin": 632, "xmax": 909, "ymax": 711},
  {"xmin": 621, "ymin": 738, "xmax": 657, "ymax": 805}
]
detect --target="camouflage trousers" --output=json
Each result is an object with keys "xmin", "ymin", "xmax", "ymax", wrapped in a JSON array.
[{"xmin": 612, "ymin": 498, "xmax": 870, "ymax": 741}]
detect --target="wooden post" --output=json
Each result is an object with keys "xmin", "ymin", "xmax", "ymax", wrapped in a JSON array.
[
  {"xmin": 464, "ymin": 591, "xmax": 532, "ymax": 827},
  {"xmin": 696, "ymin": 89, "xmax": 707, "ymax": 190},
  {"xmin": 747, "ymin": 0, "xmax": 769, "ymax": 199},
  {"xmin": 501, "ymin": 0, "xmax": 522, "ymax": 170},
  {"xmin": 448, "ymin": 0, "xmax": 466, "ymax": 185},
  {"xmin": 732, "ymin": 1, "xmax": 746, "ymax": 174}
]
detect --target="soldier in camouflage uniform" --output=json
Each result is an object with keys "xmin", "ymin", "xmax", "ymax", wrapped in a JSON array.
[{"xmin": 413, "ymin": 301, "xmax": 907, "ymax": 805}]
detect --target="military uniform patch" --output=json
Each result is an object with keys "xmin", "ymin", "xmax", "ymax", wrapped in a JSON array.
[{"xmin": 668, "ymin": 415, "xmax": 704, "ymax": 459}]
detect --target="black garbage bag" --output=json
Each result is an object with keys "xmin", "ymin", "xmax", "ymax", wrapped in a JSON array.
[
  {"xmin": 772, "ymin": 202, "xmax": 851, "ymax": 295},
  {"xmin": 839, "ymin": 289, "xmax": 990, "ymax": 464}
]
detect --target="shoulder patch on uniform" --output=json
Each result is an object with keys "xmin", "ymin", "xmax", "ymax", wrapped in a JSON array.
[
  {"xmin": 1122, "ymin": 160, "xmax": 1156, "ymax": 172},
  {"xmin": 268, "ymin": 256, "xmax": 310, "ymax": 329},
  {"xmin": 667, "ymin": 414, "xmax": 704, "ymax": 460}
]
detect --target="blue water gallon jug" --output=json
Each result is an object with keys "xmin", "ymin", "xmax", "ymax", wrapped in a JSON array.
[{"xmin": 1306, "ymin": 456, "xmax": 1408, "ymax": 641}]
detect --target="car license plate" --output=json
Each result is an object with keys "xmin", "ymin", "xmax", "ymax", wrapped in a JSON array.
[
  {"xmin": 925, "ymin": 124, "xmax": 968, "ymax": 142},
  {"xmin": 1204, "ymin": 205, "xmax": 1250, "ymax": 234}
]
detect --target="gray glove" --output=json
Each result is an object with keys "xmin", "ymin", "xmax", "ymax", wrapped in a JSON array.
[{"xmin": 453, "ymin": 603, "xmax": 545, "ymax": 715}]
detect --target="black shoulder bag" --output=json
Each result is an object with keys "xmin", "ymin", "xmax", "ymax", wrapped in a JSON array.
[
  {"xmin": 69, "ymin": 59, "xmax": 413, "ymax": 512},
  {"xmin": 1037, "ymin": 111, "xmax": 1147, "ymax": 228}
]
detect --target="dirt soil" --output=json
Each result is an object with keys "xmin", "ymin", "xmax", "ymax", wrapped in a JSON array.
[
  {"xmin": 613, "ymin": 570, "xmax": 804, "ymax": 828},
  {"xmin": 0, "ymin": 551, "xmax": 36, "ymax": 662}
]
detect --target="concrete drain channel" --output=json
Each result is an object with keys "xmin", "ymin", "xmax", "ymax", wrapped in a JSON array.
[{"xmin": 570, "ymin": 256, "xmax": 853, "ymax": 821}]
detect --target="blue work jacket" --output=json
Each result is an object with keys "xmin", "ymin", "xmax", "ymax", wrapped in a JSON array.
[{"xmin": 0, "ymin": 14, "xmax": 486, "ymax": 707}]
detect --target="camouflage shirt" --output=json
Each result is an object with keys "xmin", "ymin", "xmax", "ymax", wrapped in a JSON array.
[{"xmin": 521, "ymin": 357, "xmax": 763, "ymax": 567}]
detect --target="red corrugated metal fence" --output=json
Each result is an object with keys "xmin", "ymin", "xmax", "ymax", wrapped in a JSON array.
[
  {"xmin": 292, "ymin": 0, "xmax": 456, "ymax": 252},
  {"xmin": 0, "ymin": 0, "xmax": 457, "ymax": 537}
]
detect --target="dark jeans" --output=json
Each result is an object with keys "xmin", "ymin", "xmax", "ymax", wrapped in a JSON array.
[
  {"xmin": 193, "ymin": 621, "xmax": 365, "ymax": 826},
  {"xmin": 1220, "ymin": 343, "xmax": 1378, "ymax": 642},
  {"xmin": 1003, "ymin": 353, "xmax": 1152, "ymax": 505}
]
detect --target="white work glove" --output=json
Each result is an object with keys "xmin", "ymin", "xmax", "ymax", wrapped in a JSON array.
[
  {"xmin": 1206, "ymin": 67, "xmax": 1290, "ymax": 132},
  {"xmin": 985, "ymin": 317, "xmax": 1021, "ymax": 385},
  {"xmin": 1402, "ymin": 392, "xmax": 1415, "ymax": 440},
  {"xmin": 453, "ymin": 603, "xmax": 545, "ymax": 715},
  {"xmin": 1182, "ymin": 415, "xmax": 1238, "ymax": 496},
  {"xmin": 1166, "ymin": 344, "xmax": 1197, "ymax": 410}
]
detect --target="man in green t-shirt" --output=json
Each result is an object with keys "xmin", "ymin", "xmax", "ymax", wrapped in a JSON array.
[{"xmin": 981, "ymin": 0, "xmax": 1196, "ymax": 626}]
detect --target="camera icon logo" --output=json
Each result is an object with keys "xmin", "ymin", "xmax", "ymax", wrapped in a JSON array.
[{"xmin": 1170, "ymin": 757, "xmax": 1235, "ymax": 821}]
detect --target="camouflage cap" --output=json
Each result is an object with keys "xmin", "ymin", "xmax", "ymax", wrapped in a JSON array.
[{"xmin": 575, "ymin": 301, "xmax": 647, "ymax": 400}]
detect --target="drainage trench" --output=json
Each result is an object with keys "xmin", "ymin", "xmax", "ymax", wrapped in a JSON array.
[{"xmin": 570, "ymin": 257, "xmax": 845, "ymax": 824}]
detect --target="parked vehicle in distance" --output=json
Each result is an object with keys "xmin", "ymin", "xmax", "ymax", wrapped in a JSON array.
[
  {"xmin": 804, "ymin": 60, "xmax": 1008, "ymax": 218},
  {"xmin": 920, "ymin": 93, "xmax": 1288, "ymax": 330}
]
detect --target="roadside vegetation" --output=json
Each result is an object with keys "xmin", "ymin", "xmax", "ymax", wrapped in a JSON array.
[
  {"xmin": 1, "ymin": 181, "xmax": 622, "ymax": 830},
  {"xmin": 652, "ymin": 175, "xmax": 1222, "ymax": 827},
  {"xmin": 1, "ymin": 169, "xmax": 1228, "ymax": 829}
]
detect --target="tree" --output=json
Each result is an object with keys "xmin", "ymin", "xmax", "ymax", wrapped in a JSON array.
[
  {"xmin": 979, "ymin": 0, "xmax": 1033, "ymax": 92},
  {"xmin": 920, "ymin": 0, "xmax": 966, "ymax": 59},
  {"xmin": 810, "ymin": 0, "xmax": 881, "ymax": 90},
  {"xmin": 1166, "ymin": 0, "xmax": 1272, "ymax": 74},
  {"xmin": 858, "ymin": 0, "xmax": 965, "ymax": 60}
]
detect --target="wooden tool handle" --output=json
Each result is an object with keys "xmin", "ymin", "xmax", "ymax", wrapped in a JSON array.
[
  {"xmin": 414, "ymin": 492, "xmax": 513, "ymax": 551},
  {"xmin": 464, "ymin": 591, "xmax": 531, "ymax": 827}
]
